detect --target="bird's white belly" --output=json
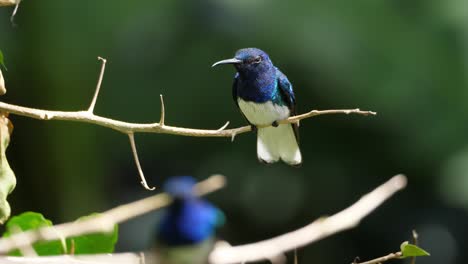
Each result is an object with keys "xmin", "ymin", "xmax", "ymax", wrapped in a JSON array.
[{"xmin": 238, "ymin": 99, "xmax": 290, "ymax": 125}]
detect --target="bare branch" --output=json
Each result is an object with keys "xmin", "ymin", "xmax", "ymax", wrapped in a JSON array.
[
  {"xmin": 159, "ymin": 94, "xmax": 165, "ymax": 126},
  {"xmin": 0, "ymin": 101, "xmax": 375, "ymax": 137},
  {"xmin": 276, "ymin": 108, "xmax": 376, "ymax": 126},
  {"xmin": 0, "ymin": 174, "xmax": 226, "ymax": 254},
  {"xmin": 88, "ymin": 57, "xmax": 107, "ymax": 113},
  {"xmin": 352, "ymin": 252, "xmax": 402, "ymax": 264},
  {"xmin": 209, "ymin": 174, "xmax": 407, "ymax": 264},
  {"xmin": 128, "ymin": 133, "xmax": 155, "ymax": 191}
]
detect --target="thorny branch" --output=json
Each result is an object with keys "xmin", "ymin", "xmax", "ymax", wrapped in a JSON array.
[
  {"xmin": 0, "ymin": 102, "xmax": 376, "ymax": 137},
  {"xmin": 0, "ymin": 174, "xmax": 226, "ymax": 254},
  {"xmin": 353, "ymin": 252, "xmax": 403, "ymax": 264},
  {"xmin": 209, "ymin": 174, "xmax": 407, "ymax": 264},
  {"xmin": 128, "ymin": 133, "xmax": 155, "ymax": 190},
  {"xmin": 0, "ymin": 57, "xmax": 376, "ymax": 189}
]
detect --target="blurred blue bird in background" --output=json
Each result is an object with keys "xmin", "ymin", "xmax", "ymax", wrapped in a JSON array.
[
  {"xmin": 213, "ymin": 48, "xmax": 302, "ymax": 166},
  {"xmin": 152, "ymin": 176, "xmax": 224, "ymax": 264}
]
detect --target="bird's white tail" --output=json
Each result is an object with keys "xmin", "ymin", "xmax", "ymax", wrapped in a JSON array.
[{"xmin": 257, "ymin": 124, "xmax": 302, "ymax": 166}]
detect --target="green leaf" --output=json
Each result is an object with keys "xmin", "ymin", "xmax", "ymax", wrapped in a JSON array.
[
  {"xmin": 2, "ymin": 212, "xmax": 118, "ymax": 256},
  {"xmin": 3, "ymin": 212, "xmax": 64, "ymax": 256},
  {"xmin": 0, "ymin": 50, "xmax": 6, "ymax": 70},
  {"xmin": 400, "ymin": 241, "xmax": 430, "ymax": 258},
  {"xmin": 0, "ymin": 116, "xmax": 15, "ymax": 224},
  {"xmin": 67, "ymin": 213, "xmax": 118, "ymax": 254}
]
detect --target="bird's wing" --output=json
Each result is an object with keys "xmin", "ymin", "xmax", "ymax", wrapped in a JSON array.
[
  {"xmin": 232, "ymin": 73, "xmax": 254, "ymax": 127},
  {"xmin": 276, "ymin": 68, "xmax": 299, "ymax": 141}
]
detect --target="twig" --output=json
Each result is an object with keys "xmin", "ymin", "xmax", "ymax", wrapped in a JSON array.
[
  {"xmin": 159, "ymin": 94, "xmax": 165, "ymax": 126},
  {"xmin": 410, "ymin": 230, "xmax": 418, "ymax": 264},
  {"xmin": 209, "ymin": 174, "xmax": 407, "ymax": 264},
  {"xmin": 128, "ymin": 133, "xmax": 155, "ymax": 190},
  {"xmin": 281, "ymin": 109, "xmax": 375, "ymax": 125},
  {"xmin": 353, "ymin": 252, "xmax": 402, "ymax": 264},
  {"xmin": 10, "ymin": 0, "xmax": 21, "ymax": 26},
  {"xmin": 352, "ymin": 230, "xmax": 421, "ymax": 264},
  {"xmin": 0, "ymin": 101, "xmax": 375, "ymax": 137},
  {"xmin": 88, "ymin": 57, "xmax": 106, "ymax": 113},
  {"xmin": 0, "ymin": 174, "xmax": 226, "ymax": 254}
]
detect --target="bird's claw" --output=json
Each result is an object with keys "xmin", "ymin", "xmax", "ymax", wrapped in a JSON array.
[{"xmin": 271, "ymin": 121, "xmax": 279, "ymax": 127}]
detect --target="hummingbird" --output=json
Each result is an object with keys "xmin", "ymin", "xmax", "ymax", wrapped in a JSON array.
[
  {"xmin": 152, "ymin": 176, "xmax": 224, "ymax": 264},
  {"xmin": 212, "ymin": 48, "xmax": 302, "ymax": 166}
]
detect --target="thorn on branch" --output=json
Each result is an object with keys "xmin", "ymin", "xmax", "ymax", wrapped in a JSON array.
[
  {"xmin": 410, "ymin": 230, "xmax": 419, "ymax": 264},
  {"xmin": 128, "ymin": 133, "xmax": 155, "ymax": 191},
  {"xmin": 217, "ymin": 121, "xmax": 230, "ymax": 131},
  {"xmin": 88, "ymin": 57, "xmax": 107, "ymax": 113},
  {"xmin": 159, "ymin": 94, "xmax": 165, "ymax": 126},
  {"xmin": 231, "ymin": 132, "xmax": 237, "ymax": 142},
  {"xmin": 10, "ymin": 0, "xmax": 21, "ymax": 26},
  {"xmin": 412, "ymin": 230, "xmax": 418, "ymax": 244}
]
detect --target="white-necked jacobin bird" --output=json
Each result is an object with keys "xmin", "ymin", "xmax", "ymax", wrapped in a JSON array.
[
  {"xmin": 212, "ymin": 48, "xmax": 302, "ymax": 166},
  {"xmin": 152, "ymin": 176, "xmax": 224, "ymax": 264}
]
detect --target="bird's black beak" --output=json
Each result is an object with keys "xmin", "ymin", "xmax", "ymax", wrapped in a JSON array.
[{"xmin": 211, "ymin": 58, "xmax": 242, "ymax": 68}]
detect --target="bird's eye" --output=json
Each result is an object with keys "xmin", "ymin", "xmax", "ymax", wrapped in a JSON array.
[{"xmin": 253, "ymin": 56, "xmax": 262, "ymax": 64}]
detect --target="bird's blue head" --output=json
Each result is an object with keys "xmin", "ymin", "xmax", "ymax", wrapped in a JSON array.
[
  {"xmin": 163, "ymin": 176, "xmax": 196, "ymax": 199},
  {"xmin": 212, "ymin": 48, "xmax": 274, "ymax": 76}
]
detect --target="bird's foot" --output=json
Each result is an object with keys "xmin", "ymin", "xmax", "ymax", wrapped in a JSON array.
[
  {"xmin": 271, "ymin": 121, "xmax": 279, "ymax": 127},
  {"xmin": 250, "ymin": 124, "xmax": 258, "ymax": 133}
]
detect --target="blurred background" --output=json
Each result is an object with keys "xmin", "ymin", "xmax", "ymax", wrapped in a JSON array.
[{"xmin": 1, "ymin": 0, "xmax": 467, "ymax": 263}]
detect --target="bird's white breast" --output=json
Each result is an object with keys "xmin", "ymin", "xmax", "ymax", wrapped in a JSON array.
[{"xmin": 237, "ymin": 99, "xmax": 290, "ymax": 125}]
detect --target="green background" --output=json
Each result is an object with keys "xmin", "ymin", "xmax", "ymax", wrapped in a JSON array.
[{"xmin": 1, "ymin": 1, "xmax": 467, "ymax": 263}]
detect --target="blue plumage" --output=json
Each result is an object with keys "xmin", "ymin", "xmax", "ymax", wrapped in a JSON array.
[
  {"xmin": 157, "ymin": 176, "xmax": 222, "ymax": 246},
  {"xmin": 213, "ymin": 48, "xmax": 302, "ymax": 166},
  {"xmin": 153, "ymin": 176, "xmax": 223, "ymax": 264}
]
